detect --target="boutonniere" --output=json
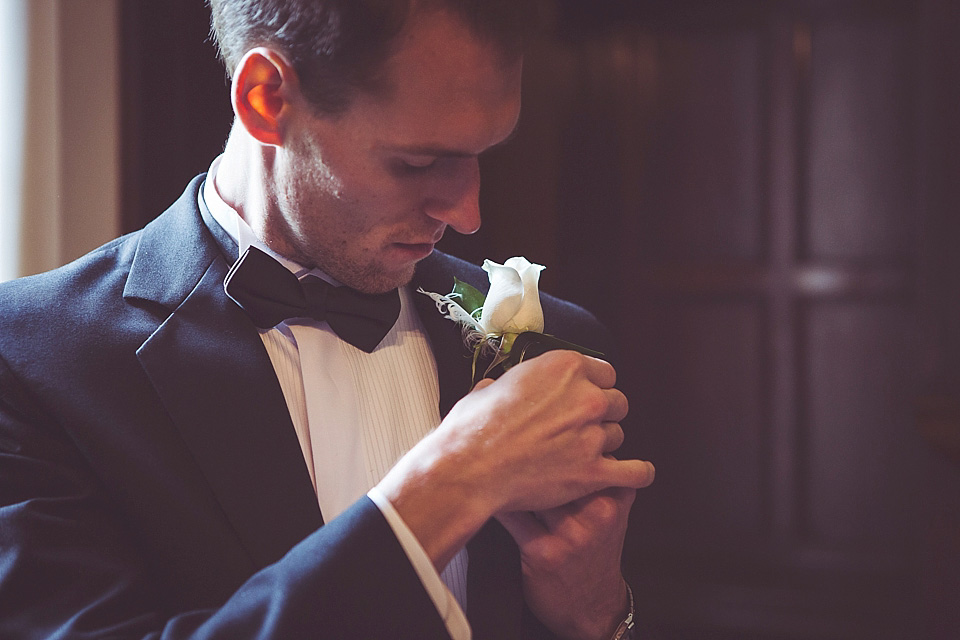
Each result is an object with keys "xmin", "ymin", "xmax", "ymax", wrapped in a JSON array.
[{"xmin": 419, "ymin": 257, "xmax": 602, "ymax": 385}]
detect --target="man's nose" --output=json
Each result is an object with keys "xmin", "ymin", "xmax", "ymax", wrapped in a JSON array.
[{"xmin": 423, "ymin": 157, "xmax": 481, "ymax": 235}]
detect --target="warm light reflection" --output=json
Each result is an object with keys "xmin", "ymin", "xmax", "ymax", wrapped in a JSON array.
[{"xmin": 793, "ymin": 21, "xmax": 812, "ymax": 73}]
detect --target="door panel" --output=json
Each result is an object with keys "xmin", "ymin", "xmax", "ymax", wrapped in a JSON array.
[
  {"xmin": 807, "ymin": 20, "xmax": 915, "ymax": 260},
  {"xmin": 803, "ymin": 302, "xmax": 922, "ymax": 551},
  {"xmin": 634, "ymin": 300, "xmax": 767, "ymax": 549},
  {"xmin": 635, "ymin": 30, "xmax": 765, "ymax": 261}
]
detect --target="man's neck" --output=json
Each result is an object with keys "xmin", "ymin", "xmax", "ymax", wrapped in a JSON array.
[{"xmin": 215, "ymin": 125, "xmax": 274, "ymax": 244}]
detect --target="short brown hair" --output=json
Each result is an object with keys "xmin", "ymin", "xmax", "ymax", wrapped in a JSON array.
[{"xmin": 208, "ymin": 0, "xmax": 536, "ymax": 115}]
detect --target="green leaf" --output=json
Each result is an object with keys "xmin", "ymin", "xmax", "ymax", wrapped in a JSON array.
[{"xmin": 451, "ymin": 278, "xmax": 486, "ymax": 316}]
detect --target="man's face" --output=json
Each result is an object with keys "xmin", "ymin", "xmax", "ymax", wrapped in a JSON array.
[{"xmin": 265, "ymin": 10, "xmax": 523, "ymax": 293}]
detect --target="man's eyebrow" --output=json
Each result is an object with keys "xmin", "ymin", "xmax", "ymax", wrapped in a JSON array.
[{"xmin": 382, "ymin": 123, "xmax": 521, "ymax": 158}]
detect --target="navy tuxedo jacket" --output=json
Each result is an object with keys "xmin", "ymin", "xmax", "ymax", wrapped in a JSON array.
[{"xmin": 0, "ymin": 176, "xmax": 608, "ymax": 639}]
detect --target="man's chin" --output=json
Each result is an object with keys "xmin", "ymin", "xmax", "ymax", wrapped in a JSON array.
[
  {"xmin": 364, "ymin": 245, "xmax": 436, "ymax": 292},
  {"xmin": 349, "ymin": 263, "xmax": 418, "ymax": 294}
]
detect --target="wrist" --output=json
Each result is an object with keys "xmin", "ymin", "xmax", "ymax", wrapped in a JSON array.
[
  {"xmin": 376, "ymin": 439, "xmax": 494, "ymax": 571},
  {"xmin": 558, "ymin": 577, "xmax": 631, "ymax": 640}
]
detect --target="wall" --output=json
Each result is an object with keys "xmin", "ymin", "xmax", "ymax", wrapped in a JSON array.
[{"xmin": 0, "ymin": 0, "xmax": 119, "ymax": 281}]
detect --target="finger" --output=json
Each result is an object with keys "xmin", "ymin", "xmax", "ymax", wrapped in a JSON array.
[
  {"xmin": 530, "ymin": 501, "xmax": 580, "ymax": 531},
  {"xmin": 601, "ymin": 422, "xmax": 625, "ymax": 453},
  {"xmin": 599, "ymin": 458, "xmax": 656, "ymax": 489},
  {"xmin": 496, "ymin": 510, "xmax": 548, "ymax": 548},
  {"xmin": 582, "ymin": 355, "xmax": 617, "ymax": 389},
  {"xmin": 568, "ymin": 487, "xmax": 635, "ymax": 516},
  {"xmin": 537, "ymin": 488, "xmax": 634, "ymax": 532},
  {"xmin": 603, "ymin": 388, "xmax": 628, "ymax": 423}
]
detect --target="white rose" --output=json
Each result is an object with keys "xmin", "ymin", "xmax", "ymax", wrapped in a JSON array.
[{"xmin": 479, "ymin": 257, "xmax": 545, "ymax": 336}]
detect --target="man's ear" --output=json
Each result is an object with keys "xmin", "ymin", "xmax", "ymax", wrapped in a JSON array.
[{"xmin": 231, "ymin": 47, "xmax": 300, "ymax": 146}]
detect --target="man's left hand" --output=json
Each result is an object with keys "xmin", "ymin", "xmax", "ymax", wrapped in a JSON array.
[{"xmin": 496, "ymin": 486, "xmax": 637, "ymax": 640}]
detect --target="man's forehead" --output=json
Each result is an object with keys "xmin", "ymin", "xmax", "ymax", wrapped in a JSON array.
[
  {"xmin": 342, "ymin": 9, "xmax": 522, "ymax": 154},
  {"xmin": 377, "ymin": 122, "xmax": 522, "ymax": 159}
]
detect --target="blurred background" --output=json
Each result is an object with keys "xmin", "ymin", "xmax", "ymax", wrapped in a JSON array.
[{"xmin": 1, "ymin": 0, "xmax": 958, "ymax": 637}]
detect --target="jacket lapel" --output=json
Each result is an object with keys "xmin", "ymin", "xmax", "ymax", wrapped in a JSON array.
[
  {"xmin": 411, "ymin": 252, "xmax": 525, "ymax": 639},
  {"xmin": 410, "ymin": 251, "xmax": 494, "ymax": 417},
  {"xmin": 127, "ymin": 177, "xmax": 322, "ymax": 569}
]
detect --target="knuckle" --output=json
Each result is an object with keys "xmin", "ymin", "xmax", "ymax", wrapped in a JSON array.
[
  {"xmin": 537, "ymin": 543, "xmax": 568, "ymax": 567},
  {"xmin": 581, "ymin": 424, "xmax": 607, "ymax": 452},
  {"xmin": 567, "ymin": 527, "xmax": 592, "ymax": 548},
  {"xmin": 584, "ymin": 390, "xmax": 608, "ymax": 418},
  {"xmin": 553, "ymin": 348, "xmax": 587, "ymax": 371},
  {"xmin": 592, "ymin": 496, "xmax": 621, "ymax": 525}
]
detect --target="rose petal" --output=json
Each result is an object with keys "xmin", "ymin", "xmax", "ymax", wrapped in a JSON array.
[
  {"xmin": 480, "ymin": 259, "xmax": 524, "ymax": 335},
  {"xmin": 503, "ymin": 257, "xmax": 545, "ymax": 333}
]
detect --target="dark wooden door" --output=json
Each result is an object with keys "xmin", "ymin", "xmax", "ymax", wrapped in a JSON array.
[{"xmin": 462, "ymin": 0, "xmax": 959, "ymax": 637}]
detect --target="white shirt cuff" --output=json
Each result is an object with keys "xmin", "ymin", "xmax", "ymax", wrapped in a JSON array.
[{"xmin": 367, "ymin": 487, "xmax": 471, "ymax": 640}]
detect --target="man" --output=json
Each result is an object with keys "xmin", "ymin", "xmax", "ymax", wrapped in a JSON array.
[{"xmin": 0, "ymin": 1, "xmax": 655, "ymax": 638}]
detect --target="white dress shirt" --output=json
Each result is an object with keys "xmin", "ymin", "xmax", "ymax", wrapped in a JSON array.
[{"xmin": 201, "ymin": 157, "xmax": 470, "ymax": 639}]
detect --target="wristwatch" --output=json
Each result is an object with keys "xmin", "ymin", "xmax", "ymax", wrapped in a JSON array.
[{"xmin": 609, "ymin": 582, "xmax": 636, "ymax": 640}]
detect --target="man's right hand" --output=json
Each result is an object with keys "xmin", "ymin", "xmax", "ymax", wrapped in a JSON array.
[{"xmin": 376, "ymin": 349, "xmax": 655, "ymax": 572}]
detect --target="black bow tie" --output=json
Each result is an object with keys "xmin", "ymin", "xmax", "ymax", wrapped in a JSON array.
[{"xmin": 223, "ymin": 246, "xmax": 401, "ymax": 353}]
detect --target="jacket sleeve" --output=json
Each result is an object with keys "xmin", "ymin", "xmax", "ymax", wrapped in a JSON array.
[{"xmin": 0, "ymin": 357, "xmax": 451, "ymax": 640}]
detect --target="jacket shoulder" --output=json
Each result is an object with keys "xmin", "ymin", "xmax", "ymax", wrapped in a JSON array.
[
  {"xmin": 0, "ymin": 231, "xmax": 141, "ymax": 330},
  {"xmin": 0, "ymin": 176, "xmax": 211, "ymax": 375}
]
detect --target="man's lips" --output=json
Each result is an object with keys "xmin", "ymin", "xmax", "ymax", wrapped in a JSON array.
[
  {"xmin": 392, "ymin": 230, "xmax": 445, "ymax": 259},
  {"xmin": 392, "ymin": 242, "xmax": 436, "ymax": 260}
]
